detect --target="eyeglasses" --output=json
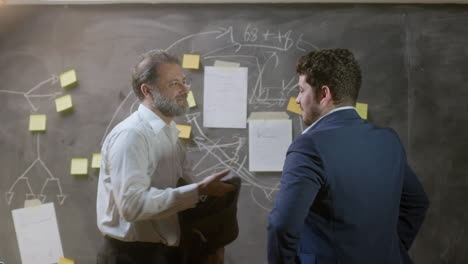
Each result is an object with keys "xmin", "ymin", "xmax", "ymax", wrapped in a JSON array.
[{"xmin": 167, "ymin": 79, "xmax": 191, "ymax": 90}]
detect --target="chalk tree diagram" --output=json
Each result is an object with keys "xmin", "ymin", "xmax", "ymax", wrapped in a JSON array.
[{"xmin": 2, "ymin": 74, "xmax": 68, "ymax": 205}]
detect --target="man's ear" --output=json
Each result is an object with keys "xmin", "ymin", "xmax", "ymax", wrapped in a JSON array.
[
  {"xmin": 140, "ymin": 83, "xmax": 153, "ymax": 98},
  {"xmin": 319, "ymin": 85, "xmax": 333, "ymax": 105}
]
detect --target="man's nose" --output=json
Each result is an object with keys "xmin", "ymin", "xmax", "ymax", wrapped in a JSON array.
[
  {"xmin": 182, "ymin": 84, "xmax": 190, "ymax": 94},
  {"xmin": 176, "ymin": 82, "xmax": 189, "ymax": 94}
]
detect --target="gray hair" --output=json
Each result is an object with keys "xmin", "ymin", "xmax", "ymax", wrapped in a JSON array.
[{"xmin": 131, "ymin": 49, "xmax": 180, "ymax": 100}]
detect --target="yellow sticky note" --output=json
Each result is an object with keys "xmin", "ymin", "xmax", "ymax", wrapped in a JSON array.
[
  {"xmin": 356, "ymin": 102, "xmax": 368, "ymax": 119},
  {"xmin": 29, "ymin": 115, "xmax": 47, "ymax": 131},
  {"xmin": 182, "ymin": 54, "xmax": 200, "ymax": 69},
  {"xmin": 91, "ymin": 153, "xmax": 102, "ymax": 169},
  {"xmin": 176, "ymin": 124, "xmax": 192, "ymax": 139},
  {"xmin": 286, "ymin": 97, "xmax": 301, "ymax": 115},
  {"xmin": 58, "ymin": 257, "xmax": 75, "ymax": 264},
  {"xmin": 60, "ymin": 69, "xmax": 78, "ymax": 88},
  {"xmin": 55, "ymin": 94, "xmax": 73, "ymax": 112},
  {"xmin": 187, "ymin": 91, "xmax": 196, "ymax": 108},
  {"xmin": 71, "ymin": 158, "xmax": 88, "ymax": 175}
]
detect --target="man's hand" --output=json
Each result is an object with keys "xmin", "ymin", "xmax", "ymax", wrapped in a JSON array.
[{"xmin": 197, "ymin": 169, "xmax": 236, "ymax": 197}]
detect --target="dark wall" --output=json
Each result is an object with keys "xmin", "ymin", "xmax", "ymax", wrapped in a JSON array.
[{"xmin": 0, "ymin": 4, "xmax": 466, "ymax": 264}]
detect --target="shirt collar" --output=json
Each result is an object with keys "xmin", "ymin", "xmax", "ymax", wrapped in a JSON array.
[
  {"xmin": 138, "ymin": 104, "xmax": 179, "ymax": 140},
  {"xmin": 302, "ymin": 106, "xmax": 355, "ymax": 134}
]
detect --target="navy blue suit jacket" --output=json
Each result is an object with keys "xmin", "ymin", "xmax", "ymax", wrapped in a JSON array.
[{"xmin": 268, "ymin": 109, "xmax": 429, "ymax": 264}]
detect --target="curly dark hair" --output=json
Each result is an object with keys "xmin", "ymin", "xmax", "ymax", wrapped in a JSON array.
[
  {"xmin": 132, "ymin": 49, "xmax": 180, "ymax": 101},
  {"xmin": 296, "ymin": 49, "xmax": 362, "ymax": 105}
]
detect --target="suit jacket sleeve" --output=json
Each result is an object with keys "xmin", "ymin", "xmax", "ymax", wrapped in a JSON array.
[
  {"xmin": 268, "ymin": 136, "xmax": 325, "ymax": 264},
  {"xmin": 398, "ymin": 162, "xmax": 429, "ymax": 250}
]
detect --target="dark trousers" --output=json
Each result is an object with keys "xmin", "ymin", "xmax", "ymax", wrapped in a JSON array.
[{"xmin": 96, "ymin": 236, "xmax": 181, "ymax": 264}]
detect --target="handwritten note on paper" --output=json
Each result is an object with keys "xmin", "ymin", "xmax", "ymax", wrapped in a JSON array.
[
  {"xmin": 248, "ymin": 112, "xmax": 292, "ymax": 171},
  {"xmin": 203, "ymin": 66, "xmax": 248, "ymax": 128},
  {"xmin": 29, "ymin": 115, "xmax": 47, "ymax": 132},
  {"xmin": 12, "ymin": 203, "xmax": 64, "ymax": 264},
  {"xmin": 70, "ymin": 158, "xmax": 88, "ymax": 175},
  {"xmin": 356, "ymin": 102, "xmax": 368, "ymax": 119}
]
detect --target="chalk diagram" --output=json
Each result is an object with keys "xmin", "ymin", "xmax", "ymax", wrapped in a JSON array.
[
  {"xmin": 102, "ymin": 24, "xmax": 319, "ymax": 211},
  {"xmin": 2, "ymin": 24, "xmax": 318, "ymax": 210},
  {"xmin": 1, "ymin": 74, "xmax": 68, "ymax": 205}
]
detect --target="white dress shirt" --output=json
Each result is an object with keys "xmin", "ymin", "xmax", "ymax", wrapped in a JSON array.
[
  {"xmin": 97, "ymin": 104, "xmax": 199, "ymax": 246},
  {"xmin": 302, "ymin": 106, "xmax": 356, "ymax": 134}
]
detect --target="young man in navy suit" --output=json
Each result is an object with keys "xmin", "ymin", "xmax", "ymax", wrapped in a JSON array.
[{"xmin": 267, "ymin": 49, "xmax": 429, "ymax": 264}]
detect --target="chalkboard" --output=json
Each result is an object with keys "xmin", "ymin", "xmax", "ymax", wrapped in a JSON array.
[{"xmin": 1, "ymin": 4, "xmax": 467, "ymax": 264}]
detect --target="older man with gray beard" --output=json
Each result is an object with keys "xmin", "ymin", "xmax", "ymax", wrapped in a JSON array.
[{"xmin": 96, "ymin": 50, "xmax": 235, "ymax": 264}]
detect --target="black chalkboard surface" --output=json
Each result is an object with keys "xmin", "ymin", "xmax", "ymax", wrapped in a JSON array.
[{"xmin": 0, "ymin": 4, "xmax": 467, "ymax": 264}]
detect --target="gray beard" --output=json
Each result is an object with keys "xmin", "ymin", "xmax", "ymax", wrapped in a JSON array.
[{"xmin": 152, "ymin": 92, "xmax": 188, "ymax": 117}]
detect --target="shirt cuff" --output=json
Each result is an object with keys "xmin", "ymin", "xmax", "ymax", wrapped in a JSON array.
[{"xmin": 177, "ymin": 183, "xmax": 199, "ymax": 206}]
